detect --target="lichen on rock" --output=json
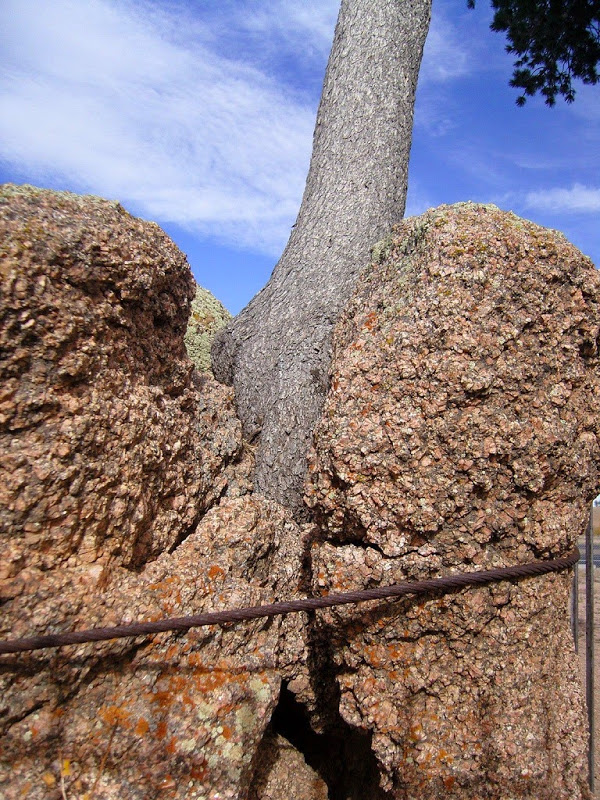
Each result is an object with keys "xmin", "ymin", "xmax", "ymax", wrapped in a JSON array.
[
  {"xmin": 185, "ymin": 284, "xmax": 232, "ymax": 374},
  {"xmin": 305, "ymin": 202, "xmax": 600, "ymax": 799},
  {"xmin": 0, "ymin": 185, "xmax": 306, "ymax": 800},
  {"xmin": 0, "ymin": 184, "xmax": 243, "ymax": 575},
  {"xmin": 0, "ymin": 496, "xmax": 307, "ymax": 800},
  {"xmin": 2, "ymin": 186, "xmax": 599, "ymax": 799}
]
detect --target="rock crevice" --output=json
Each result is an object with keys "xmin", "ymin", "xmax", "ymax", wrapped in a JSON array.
[{"xmin": 1, "ymin": 189, "xmax": 599, "ymax": 800}]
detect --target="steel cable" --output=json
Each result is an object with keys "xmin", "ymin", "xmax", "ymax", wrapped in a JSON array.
[{"xmin": 0, "ymin": 547, "xmax": 579, "ymax": 656}]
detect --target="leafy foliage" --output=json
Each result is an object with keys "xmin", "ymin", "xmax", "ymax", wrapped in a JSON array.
[{"xmin": 469, "ymin": 0, "xmax": 600, "ymax": 105}]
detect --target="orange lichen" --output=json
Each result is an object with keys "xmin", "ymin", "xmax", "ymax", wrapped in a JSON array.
[
  {"xmin": 135, "ymin": 717, "xmax": 149, "ymax": 736},
  {"xmin": 156, "ymin": 721, "xmax": 168, "ymax": 740},
  {"xmin": 150, "ymin": 691, "xmax": 175, "ymax": 710},
  {"xmin": 99, "ymin": 704, "xmax": 131, "ymax": 729},
  {"xmin": 208, "ymin": 564, "xmax": 225, "ymax": 581},
  {"xmin": 362, "ymin": 312, "xmax": 379, "ymax": 332},
  {"xmin": 167, "ymin": 674, "xmax": 187, "ymax": 692},
  {"xmin": 149, "ymin": 576, "xmax": 176, "ymax": 592},
  {"xmin": 364, "ymin": 646, "xmax": 383, "ymax": 667},
  {"xmin": 191, "ymin": 670, "xmax": 243, "ymax": 693}
]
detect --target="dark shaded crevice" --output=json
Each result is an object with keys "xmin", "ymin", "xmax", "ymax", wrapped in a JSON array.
[
  {"xmin": 165, "ymin": 515, "xmax": 204, "ymax": 559},
  {"xmin": 253, "ymin": 682, "xmax": 392, "ymax": 800}
]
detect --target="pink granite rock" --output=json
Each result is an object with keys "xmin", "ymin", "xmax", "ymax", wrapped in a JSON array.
[
  {"xmin": 0, "ymin": 184, "xmax": 242, "ymax": 577},
  {"xmin": 0, "ymin": 496, "xmax": 306, "ymax": 800},
  {"xmin": 249, "ymin": 733, "xmax": 328, "ymax": 800},
  {"xmin": 305, "ymin": 203, "xmax": 600, "ymax": 799},
  {"xmin": 0, "ymin": 186, "xmax": 308, "ymax": 799}
]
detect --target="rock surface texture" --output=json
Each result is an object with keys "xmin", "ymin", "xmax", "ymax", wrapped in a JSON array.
[
  {"xmin": 0, "ymin": 185, "xmax": 241, "ymax": 575},
  {"xmin": 185, "ymin": 284, "xmax": 232, "ymax": 374},
  {"xmin": 0, "ymin": 185, "xmax": 304, "ymax": 799},
  {"xmin": 0, "ymin": 496, "xmax": 305, "ymax": 800},
  {"xmin": 305, "ymin": 203, "xmax": 600, "ymax": 799},
  {"xmin": 249, "ymin": 732, "xmax": 329, "ymax": 800},
  {"xmin": 2, "ymin": 187, "xmax": 599, "ymax": 800}
]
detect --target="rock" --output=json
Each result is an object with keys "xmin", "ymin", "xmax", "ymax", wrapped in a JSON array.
[
  {"xmin": 184, "ymin": 284, "xmax": 231, "ymax": 374},
  {"xmin": 305, "ymin": 204, "xmax": 600, "ymax": 798},
  {"xmin": 0, "ymin": 496, "xmax": 306, "ymax": 800},
  {"xmin": 1, "ymin": 185, "xmax": 304, "ymax": 798},
  {"xmin": 249, "ymin": 733, "xmax": 329, "ymax": 800},
  {"xmin": 0, "ymin": 184, "xmax": 242, "ymax": 577}
]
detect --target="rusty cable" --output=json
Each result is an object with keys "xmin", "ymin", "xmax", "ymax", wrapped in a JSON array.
[{"xmin": 0, "ymin": 547, "xmax": 579, "ymax": 655}]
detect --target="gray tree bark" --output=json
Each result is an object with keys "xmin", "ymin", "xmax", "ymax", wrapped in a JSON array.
[{"xmin": 212, "ymin": 0, "xmax": 432, "ymax": 515}]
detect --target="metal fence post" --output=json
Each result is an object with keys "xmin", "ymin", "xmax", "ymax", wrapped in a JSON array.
[
  {"xmin": 573, "ymin": 557, "xmax": 579, "ymax": 654},
  {"xmin": 586, "ymin": 510, "xmax": 595, "ymax": 793}
]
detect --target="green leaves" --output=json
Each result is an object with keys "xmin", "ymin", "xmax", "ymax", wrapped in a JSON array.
[{"xmin": 470, "ymin": 0, "xmax": 600, "ymax": 105}]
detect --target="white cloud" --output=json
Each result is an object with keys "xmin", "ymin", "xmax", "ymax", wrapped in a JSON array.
[
  {"xmin": 0, "ymin": 0, "xmax": 335, "ymax": 255},
  {"xmin": 404, "ymin": 181, "xmax": 434, "ymax": 218},
  {"xmin": 525, "ymin": 184, "xmax": 600, "ymax": 214},
  {"xmin": 236, "ymin": 0, "xmax": 339, "ymax": 61},
  {"xmin": 412, "ymin": 5, "xmax": 474, "ymax": 139},
  {"xmin": 419, "ymin": 21, "xmax": 470, "ymax": 85}
]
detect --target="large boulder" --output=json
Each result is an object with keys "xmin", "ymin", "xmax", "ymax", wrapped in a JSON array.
[
  {"xmin": 0, "ymin": 185, "xmax": 306, "ymax": 799},
  {"xmin": 305, "ymin": 203, "xmax": 600, "ymax": 799},
  {"xmin": 1, "ymin": 496, "xmax": 305, "ymax": 800},
  {"xmin": 0, "ymin": 184, "xmax": 241, "ymax": 575}
]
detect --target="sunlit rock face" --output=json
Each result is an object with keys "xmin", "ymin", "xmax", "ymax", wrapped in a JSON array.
[
  {"xmin": 3, "ymin": 188, "xmax": 600, "ymax": 800},
  {"xmin": 305, "ymin": 203, "xmax": 600, "ymax": 799},
  {"xmin": 0, "ymin": 186, "xmax": 308, "ymax": 800},
  {"xmin": 0, "ymin": 184, "xmax": 242, "ymax": 576}
]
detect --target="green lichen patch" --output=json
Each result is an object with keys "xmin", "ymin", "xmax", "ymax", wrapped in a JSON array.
[{"xmin": 184, "ymin": 285, "xmax": 232, "ymax": 373}]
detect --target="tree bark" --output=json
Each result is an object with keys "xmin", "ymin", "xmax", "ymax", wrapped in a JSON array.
[{"xmin": 212, "ymin": 0, "xmax": 432, "ymax": 515}]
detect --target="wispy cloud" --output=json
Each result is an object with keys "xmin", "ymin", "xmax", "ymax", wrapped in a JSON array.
[
  {"xmin": 419, "ymin": 12, "xmax": 471, "ymax": 85},
  {"xmin": 0, "ymin": 0, "xmax": 336, "ymax": 256},
  {"xmin": 234, "ymin": 0, "xmax": 339, "ymax": 61},
  {"xmin": 412, "ymin": 4, "xmax": 475, "ymax": 139},
  {"xmin": 405, "ymin": 181, "xmax": 435, "ymax": 218},
  {"xmin": 525, "ymin": 184, "xmax": 600, "ymax": 214}
]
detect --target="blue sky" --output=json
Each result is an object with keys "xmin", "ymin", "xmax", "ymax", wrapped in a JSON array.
[{"xmin": 1, "ymin": 0, "xmax": 598, "ymax": 314}]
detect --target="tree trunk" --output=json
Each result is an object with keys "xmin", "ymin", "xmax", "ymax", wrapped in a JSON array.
[{"xmin": 212, "ymin": 0, "xmax": 432, "ymax": 515}]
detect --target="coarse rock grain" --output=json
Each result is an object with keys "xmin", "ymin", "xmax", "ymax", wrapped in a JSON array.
[
  {"xmin": 249, "ymin": 732, "xmax": 329, "ymax": 800},
  {"xmin": 305, "ymin": 203, "xmax": 600, "ymax": 799},
  {"xmin": 0, "ymin": 184, "xmax": 242, "ymax": 577},
  {"xmin": 185, "ymin": 284, "xmax": 232, "ymax": 374},
  {"xmin": 0, "ymin": 185, "xmax": 297, "ymax": 798},
  {"xmin": 0, "ymin": 496, "xmax": 307, "ymax": 800}
]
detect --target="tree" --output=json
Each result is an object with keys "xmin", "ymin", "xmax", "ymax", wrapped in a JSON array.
[
  {"xmin": 212, "ymin": 0, "xmax": 432, "ymax": 515},
  {"xmin": 471, "ymin": 0, "xmax": 600, "ymax": 105},
  {"xmin": 212, "ymin": 0, "xmax": 598, "ymax": 516}
]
